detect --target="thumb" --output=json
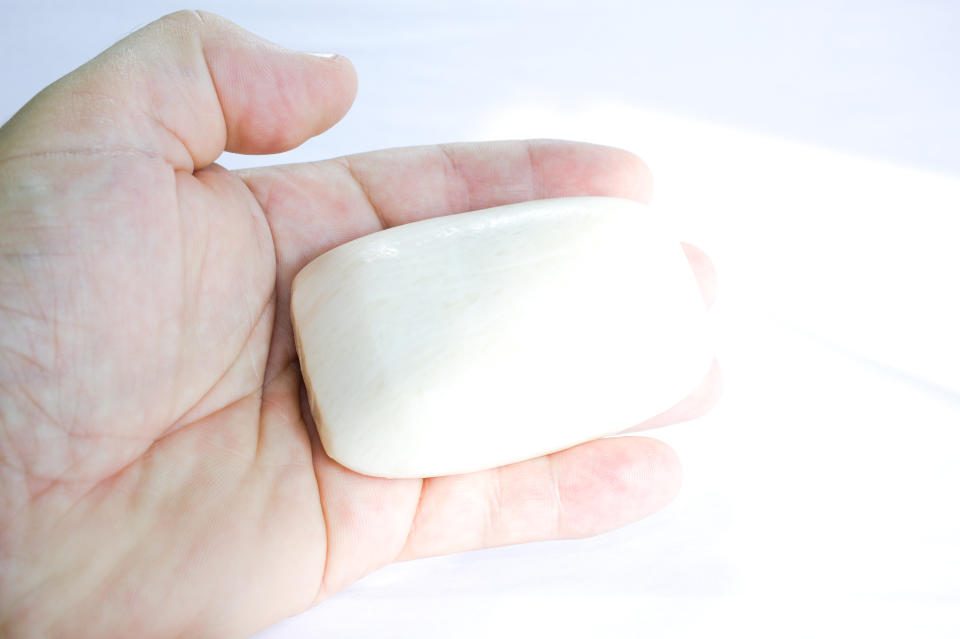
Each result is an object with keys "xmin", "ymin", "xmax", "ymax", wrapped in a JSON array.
[{"xmin": 0, "ymin": 10, "xmax": 357, "ymax": 169}]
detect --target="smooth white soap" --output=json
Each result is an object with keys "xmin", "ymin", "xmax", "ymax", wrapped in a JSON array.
[{"xmin": 291, "ymin": 196, "xmax": 711, "ymax": 478}]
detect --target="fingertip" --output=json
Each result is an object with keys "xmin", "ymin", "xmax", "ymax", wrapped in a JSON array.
[
  {"xmin": 650, "ymin": 436, "xmax": 683, "ymax": 506},
  {"xmin": 681, "ymin": 242, "xmax": 718, "ymax": 309},
  {"xmin": 184, "ymin": 11, "xmax": 358, "ymax": 156},
  {"xmin": 629, "ymin": 436, "xmax": 683, "ymax": 512},
  {"xmin": 555, "ymin": 436, "xmax": 682, "ymax": 538},
  {"xmin": 621, "ymin": 148, "xmax": 655, "ymax": 204},
  {"xmin": 308, "ymin": 52, "xmax": 358, "ymax": 132},
  {"xmin": 214, "ymin": 46, "xmax": 358, "ymax": 155},
  {"xmin": 698, "ymin": 359, "xmax": 724, "ymax": 417},
  {"xmin": 529, "ymin": 140, "xmax": 655, "ymax": 203},
  {"xmin": 586, "ymin": 144, "xmax": 655, "ymax": 203},
  {"xmin": 624, "ymin": 358, "xmax": 723, "ymax": 433}
]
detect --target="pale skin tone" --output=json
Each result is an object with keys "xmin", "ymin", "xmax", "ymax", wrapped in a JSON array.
[{"xmin": 0, "ymin": 11, "xmax": 721, "ymax": 638}]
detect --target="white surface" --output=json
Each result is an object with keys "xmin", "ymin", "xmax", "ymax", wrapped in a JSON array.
[
  {"xmin": 3, "ymin": 1, "xmax": 959, "ymax": 637},
  {"xmin": 293, "ymin": 197, "xmax": 711, "ymax": 477}
]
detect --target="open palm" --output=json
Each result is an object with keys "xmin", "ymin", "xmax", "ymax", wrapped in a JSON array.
[{"xmin": 0, "ymin": 12, "xmax": 719, "ymax": 638}]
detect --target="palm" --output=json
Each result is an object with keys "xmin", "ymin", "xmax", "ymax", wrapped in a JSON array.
[{"xmin": 0, "ymin": 12, "xmax": 718, "ymax": 639}]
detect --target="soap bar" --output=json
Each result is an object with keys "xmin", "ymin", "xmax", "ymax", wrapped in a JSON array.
[{"xmin": 291, "ymin": 196, "xmax": 711, "ymax": 478}]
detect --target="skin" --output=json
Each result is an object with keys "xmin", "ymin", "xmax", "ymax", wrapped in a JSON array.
[{"xmin": 0, "ymin": 11, "xmax": 721, "ymax": 639}]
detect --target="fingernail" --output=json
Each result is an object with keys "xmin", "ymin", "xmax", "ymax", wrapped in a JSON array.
[{"xmin": 309, "ymin": 52, "xmax": 340, "ymax": 60}]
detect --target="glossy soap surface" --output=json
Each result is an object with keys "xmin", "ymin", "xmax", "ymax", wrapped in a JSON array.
[{"xmin": 291, "ymin": 197, "xmax": 711, "ymax": 478}]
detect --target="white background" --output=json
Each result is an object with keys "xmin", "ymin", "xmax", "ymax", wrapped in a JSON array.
[{"xmin": 3, "ymin": 1, "xmax": 959, "ymax": 637}]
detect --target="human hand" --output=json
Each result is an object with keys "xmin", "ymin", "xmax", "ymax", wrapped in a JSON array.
[{"xmin": 0, "ymin": 11, "xmax": 720, "ymax": 638}]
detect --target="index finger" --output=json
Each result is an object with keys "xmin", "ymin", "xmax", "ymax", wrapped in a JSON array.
[{"xmin": 240, "ymin": 138, "xmax": 653, "ymax": 288}]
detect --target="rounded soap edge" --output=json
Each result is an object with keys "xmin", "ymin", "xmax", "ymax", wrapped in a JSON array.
[
  {"xmin": 317, "ymin": 349, "xmax": 714, "ymax": 481},
  {"xmin": 294, "ymin": 196, "xmax": 649, "ymax": 278},
  {"xmin": 288, "ymin": 195, "xmax": 654, "ymax": 347}
]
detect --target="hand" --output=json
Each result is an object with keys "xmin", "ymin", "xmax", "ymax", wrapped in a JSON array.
[{"xmin": 0, "ymin": 11, "xmax": 720, "ymax": 638}]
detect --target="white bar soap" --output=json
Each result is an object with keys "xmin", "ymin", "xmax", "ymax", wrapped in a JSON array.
[{"xmin": 291, "ymin": 196, "xmax": 712, "ymax": 478}]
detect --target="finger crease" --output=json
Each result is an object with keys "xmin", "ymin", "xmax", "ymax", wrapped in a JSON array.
[
  {"xmin": 547, "ymin": 454, "xmax": 565, "ymax": 537},
  {"xmin": 485, "ymin": 467, "xmax": 504, "ymax": 546},
  {"xmin": 337, "ymin": 157, "xmax": 388, "ymax": 230},
  {"xmin": 525, "ymin": 141, "xmax": 544, "ymax": 199},
  {"xmin": 438, "ymin": 144, "xmax": 470, "ymax": 214},
  {"xmin": 396, "ymin": 478, "xmax": 427, "ymax": 561}
]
